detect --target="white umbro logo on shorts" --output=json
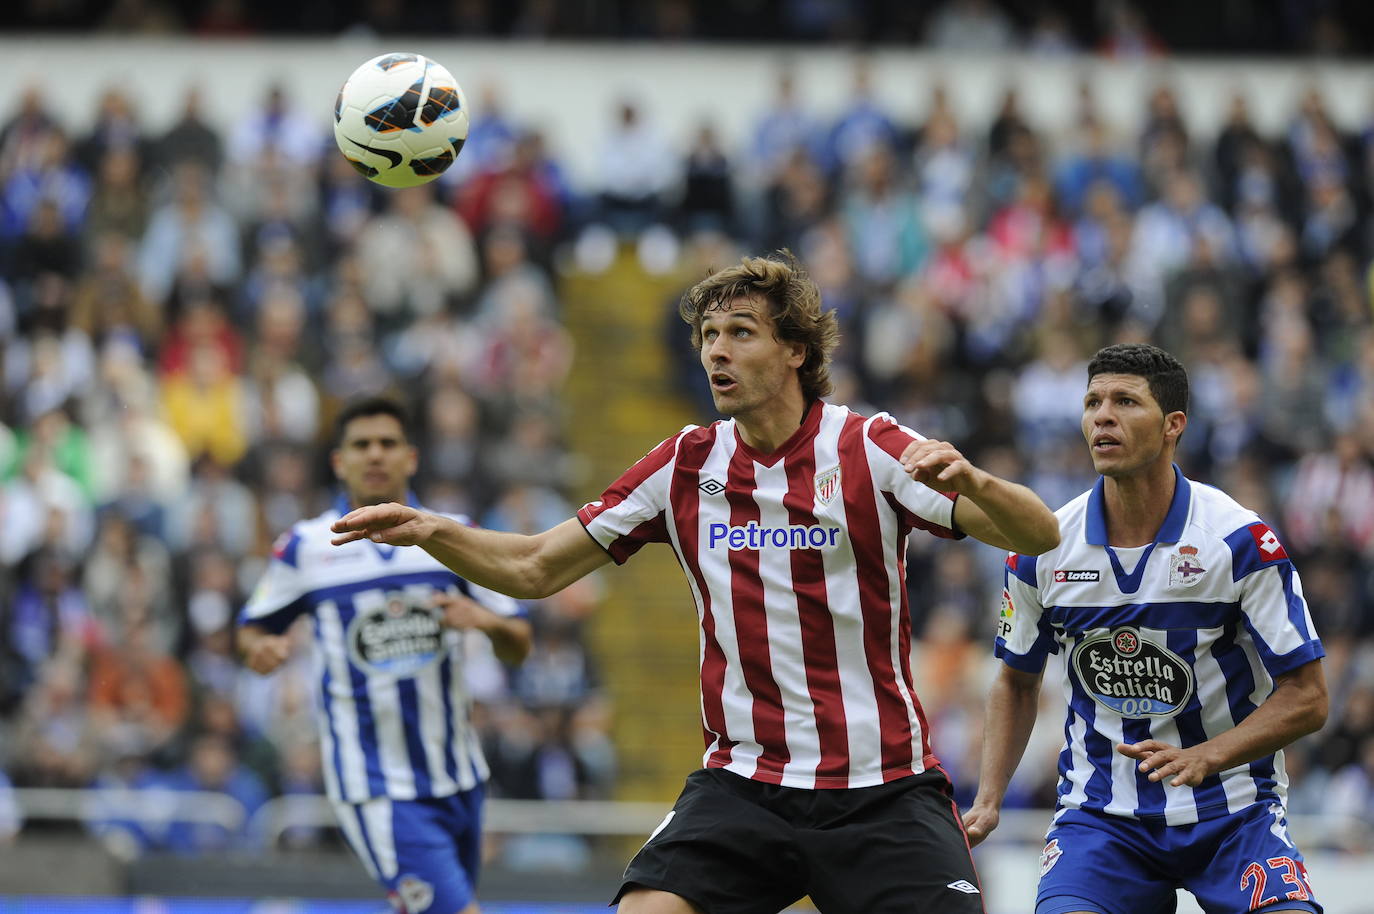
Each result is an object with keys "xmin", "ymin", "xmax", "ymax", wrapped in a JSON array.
[{"xmin": 946, "ymin": 880, "xmax": 980, "ymax": 894}]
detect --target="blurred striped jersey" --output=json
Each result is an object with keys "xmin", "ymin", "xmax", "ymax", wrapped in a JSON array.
[{"xmin": 238, "ymin": 497, "xmax": 521, "ymax": 804}]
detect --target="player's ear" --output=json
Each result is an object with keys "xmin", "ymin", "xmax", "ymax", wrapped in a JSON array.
[
  {"xmin": 405, "ymin": 444, "xmax": 419, "ymax": 476},
  {"xmin": 788, "ymin": 340, "xmax": 806, "ymax": 369},
  {"xmin": 329, "ymin": 448, "xmax": 343, "ymax": 481},
  {"xmin": 1164, "ymin": 410, "xmax": 1187, "ymax": 445}
]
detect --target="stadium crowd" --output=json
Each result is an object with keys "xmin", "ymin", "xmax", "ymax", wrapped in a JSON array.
[{"xmin": 1, "ymin": 44, "xmax": 1373, "ymax": 865}]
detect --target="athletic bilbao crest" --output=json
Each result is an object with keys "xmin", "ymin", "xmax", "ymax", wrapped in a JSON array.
[
  {"xmin": 1169, "ymin": 544, "xmax": 1206, "ymax": 588},
  {"xmin": 815, "ymin": 466, "xmax": 841, "ymax": 505}
]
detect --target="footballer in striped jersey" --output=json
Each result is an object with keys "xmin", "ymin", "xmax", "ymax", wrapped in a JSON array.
[
  {"xmin": 969, "ymin": 344, "xmax": 1327, "ymax": 914},
  {"xmin": 331, "ymin": 253, "xmax": 1061, "ymax": 913},
  {"xmin": 238, "ymin": 397, "xmax": 531, "ymax": 914}
]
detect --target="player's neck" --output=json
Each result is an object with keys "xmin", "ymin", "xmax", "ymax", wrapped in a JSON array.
[
  {"xmin": 1101, "ymin": 460, "xmax": 1177, "ymax": 548},
  {"xmin": 349, "ymin": 490, "xmax": 409, "ymax": 511},
  {"xmin": 734, "ymin": 390, "xmax": 809, "ymax": 454}
]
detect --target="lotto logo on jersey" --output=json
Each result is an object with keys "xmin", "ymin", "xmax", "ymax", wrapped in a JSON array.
[
  {"xmin": 707, "ymin": 521, "xmax": 842, "ymax": 551},
  {"xmin": 1249, "ymin": 523, "xmax": 1289, "ymax": 561},
  {"xmin": 1054, "ymin": 569, "xmax": 1100, "ymax": 583}
]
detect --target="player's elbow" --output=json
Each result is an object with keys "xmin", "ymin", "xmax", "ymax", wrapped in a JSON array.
[
  {"xmin": 1300, "ymin": 685, "xmax": 1328, "ymax": 735},
  {"xmin": 1020, "ymin": 516, "xmax": 1061, "ymax": 556}
]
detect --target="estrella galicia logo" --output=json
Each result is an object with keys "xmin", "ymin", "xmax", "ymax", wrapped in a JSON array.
[
  {"xmin": 1072, "ymin": 626, "xmax": 1193, "ymax": 718},
  {"xmin": 346, "ymin": 592, "xmax": 444, "ymax": 678}
]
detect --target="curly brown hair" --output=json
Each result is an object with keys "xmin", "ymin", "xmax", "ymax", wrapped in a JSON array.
[{"xmin": 678, "ymin": 251, "xmax": 841, "ymax": 402}]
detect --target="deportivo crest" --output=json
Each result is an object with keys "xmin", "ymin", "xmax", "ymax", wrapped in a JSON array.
[
  {"xmin": 1169, "ymin": 544, "xmax": 1206, "ymax": 587},
  {"xmin": 1040, "ymin": 838, "xmax": 1063, "ymax": 876},
  {"xmin": 815, "ymin": 466, "xmax": 841, "ymax": 505}
]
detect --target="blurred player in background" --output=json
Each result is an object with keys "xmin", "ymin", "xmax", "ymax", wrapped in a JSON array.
[
  {"xmin": 966, "ymin": 343, "xmax": 1327, "ymax": 914},
  {"xmin": 238, "ymin": 396, "xmax": 531, "ymax": 914},
  {"xmin": 331, "ymin": 253, "xmax": 1060, "ymax": 913}
]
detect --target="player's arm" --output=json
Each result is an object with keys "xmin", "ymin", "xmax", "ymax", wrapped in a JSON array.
[
  {"xmin": 331, "ymin": 507, "xmax": 611, "ymax": 600},
  {"xmin": 236, "ymin": 623, "xmax": 292, "ymax": 675},
  {"xmin": 963, "ymin": 664, "xmax": 1043, "ymax": 846},
  {"xmin": 1119, "ymin": 659, "xmax": 1327, "ymax": 788},
  {"xmin": 899, "ymin": 439, "xmax": 1060, "ymax": 554},
  {"xmin": 435, "ymin": 591, "xmax": 533, "ymax": 665}
]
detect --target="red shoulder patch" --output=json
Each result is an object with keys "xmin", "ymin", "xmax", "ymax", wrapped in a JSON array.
[
  {"xmin": 1248, "ymin": 523, "xmax": 1288, "ymax": 561},
  {"xmin": 271, "ymin": 531, "xmax": 292, "ymax": 560}
]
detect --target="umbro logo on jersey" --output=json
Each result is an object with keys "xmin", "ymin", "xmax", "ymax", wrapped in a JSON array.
[
  {"xmin": 1054, "ymin": 569, "xmax": 1099, "ymax": 583},
  {"xmin": 946, "ymin": 880, "xmax": 980, "ymax": 894},
  {"xmin": 699, "ymin": 478, "xmax": 725, "ymax": 496}
]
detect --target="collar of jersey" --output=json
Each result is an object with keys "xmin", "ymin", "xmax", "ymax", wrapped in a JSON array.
[
  {"xmin": 731, "ymin": 398, "xmax": 824, "ymax": 467},
  {"xmin": 332, "ymin": 490, "xmax": 422, "ymax": 516},
  {"xmin": 1084, "ymin": 463, "xmax": 1191, "ymax": 548},
  {"xmin": 1084, "ymin": 465, "xmax": 1190, "ymax": 595}
]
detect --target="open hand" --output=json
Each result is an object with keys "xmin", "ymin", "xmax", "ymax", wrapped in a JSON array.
[
  {"xmin": 899, "ymin": 439, "xmax": 984, "ymax": 495},
  {"xmin": 330, "ymin": 502, "xmax": 432, "ymax": 547},
  {"xmin": 1116, "ymin": 739, "xmax": 1214, "ymax": 787}
]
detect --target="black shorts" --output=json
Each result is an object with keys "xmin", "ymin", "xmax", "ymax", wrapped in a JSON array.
[{"xmin": 614, "ymin": 767, "xmax": 984, "ymax": 914}]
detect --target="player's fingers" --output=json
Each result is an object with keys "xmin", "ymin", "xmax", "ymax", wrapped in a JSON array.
[
  {"xmin": 330, "ymin": 529, "xmax": 369, "ymax": 546},
  {"xmin": 935, "ymin": 459, "xmax": 968, "ymax": 481}
]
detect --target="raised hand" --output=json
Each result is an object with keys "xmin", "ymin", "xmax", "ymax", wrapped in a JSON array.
[
  {"xmin": 330, "ymin": 502, "xmax": 434, "ymax": 547},
  {"xmin": 899, "ymin": 439, "xmax": 985, "ymax": 496}
]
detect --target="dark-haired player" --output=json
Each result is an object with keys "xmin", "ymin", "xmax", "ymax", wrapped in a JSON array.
[
  {"xmin": 238, "ymin": 396, "xmax": 531, "ymax": 914},
  {"xmin": 331, "ymin": 253, "xmax": 1060, "ymax": 912},
  {"xmin": 966, "ymin": 343, "xmax": 1327, "ymax": 914}
]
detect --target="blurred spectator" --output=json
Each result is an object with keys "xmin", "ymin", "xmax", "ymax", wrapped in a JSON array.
[
  {"xmin": 160, "ymin": 732, "xmax": 267, "ymax": 853},
  {"xmin": 356, "ymin": 184, "xmax": 479, "ymax": 324},
  {"xmin": 138, "ymin": 162, "xmax": 241, "ymax": 305},
  {"xmin": 594, "ymin": 101, "xmax": 674, "ymax": 235},
  {"xmin": 925, "ymin": 0, "xmax": 1016, "ymax": 52},
  {"xmin": 156, "ymin": 87, "xmax": 223, "ymax": 173},
  {"xmin": 87, "ymin": 615, "xmax": 190, "ymax": 758},
  {"xmin": 226, "ymin": 84, "xmax": 322, "ymax": 170}
]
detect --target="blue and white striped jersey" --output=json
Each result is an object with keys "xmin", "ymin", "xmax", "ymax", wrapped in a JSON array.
[
  {"xmin": 238, "ymin": 496, "xmax": 522, "ymax": 805},
  {"xmin": 995, "ymin": 466, "xmax": 1324, "ymax": 825}
]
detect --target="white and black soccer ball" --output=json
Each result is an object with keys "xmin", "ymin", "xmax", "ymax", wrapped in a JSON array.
[{"xmin": 333, "ymin": 52, "xmax": 469, "ymax": 188}]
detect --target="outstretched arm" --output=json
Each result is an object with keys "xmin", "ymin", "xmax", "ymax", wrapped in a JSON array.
[
  {"xmin": 1119, "ymin": 659, "xmax": 1327, "ymax": 787},
  {"xmin": 332, "ymin": 507, "xmax": 611, "ymax": 600},
  {"xmin": 963, "ymin": 664, "xmax": 1044, "ymax": 846},
  {"xmin": 900, "ymin": 439, "xmax": 1060, "ymax": 554}
]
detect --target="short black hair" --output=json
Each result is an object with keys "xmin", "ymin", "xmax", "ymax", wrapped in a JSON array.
[
  {"xmin": 333, "ymin": 395, "xmax": 412, "ymax": 447},
  {"xmin": 1087, "ymin": 343, "xmax": 1189, "ymax": 416}
]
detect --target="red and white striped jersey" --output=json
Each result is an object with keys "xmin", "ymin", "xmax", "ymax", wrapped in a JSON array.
[{"xmin": 577, "ymin": 400, "xmax": 963, "ymax": 789}]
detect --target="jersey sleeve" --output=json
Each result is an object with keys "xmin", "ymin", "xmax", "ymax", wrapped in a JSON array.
[
  {"xmin": 576, "ymin": 430, "xmax": 681, "ymax": 564},
  {"xmin": 237, "ymin": 528, "xmax": 311, "ymax": 635},
  {"xmin": 863, "ymin": 415, "xmax": 963, "ymax": 540},
  {"xmin": 993, "ymin": 552, "xmax": 1057, "ymax": 672},
  {"xmin": 1226, "ymin": 521, "xmax": 1325, "ymax": 677}
]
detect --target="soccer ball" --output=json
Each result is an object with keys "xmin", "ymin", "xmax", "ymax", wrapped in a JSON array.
[{"xmin": 333, "ymin": 52, "xmax": 470, "ymax": 188}]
